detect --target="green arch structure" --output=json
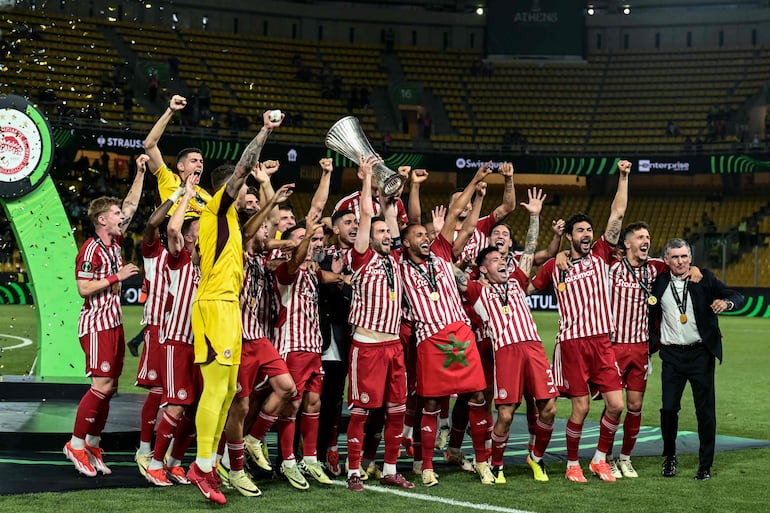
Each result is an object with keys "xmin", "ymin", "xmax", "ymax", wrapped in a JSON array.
[{"xmin": 0, "ymin": 94, "xmax": 82, "ymax": 380}]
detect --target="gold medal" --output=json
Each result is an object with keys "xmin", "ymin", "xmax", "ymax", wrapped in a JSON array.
[
  {"xmin": 679, "ymin": 313, "xmax": 688, "ymax": 324},
  {"xmin": 111, "ymin": 283, "xmax": 121, "ymax": 294},
  {"xmin": 389, "ymin": 290, "xmax": 397, "ymax": 301},
  {"xmin": 502, "ymin": 305, "xmax": 511, "ymax": 315},
  {"xmin": 557, "ymin": 282, "xmax": 566, "ymax": 292},
  {"xmin": 648, "ymin": 295, "xmax": 658, "ymax": 306},
  {"xmin": 429, "ymin": 291, "xmax": 439, "ymax": 302},
  {"xmin": 249, "ymin": 296, "xmax": 257, "ymax": 308}
]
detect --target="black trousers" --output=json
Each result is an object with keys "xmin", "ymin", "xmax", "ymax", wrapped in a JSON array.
[{"xmin": 659, "ymin": 344, "xmax": 716, "ymax": 469}]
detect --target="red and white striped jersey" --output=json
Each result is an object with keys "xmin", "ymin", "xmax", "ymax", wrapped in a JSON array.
[
  {"xmin": 456, "ymin": 214, "xmax": 497, "ymax": 268},
  {"xmin": 609, "ymin": 257, "xmax": 667, "ymax": 344},
  {"xmin": 140, "ymin": 238, "xmax": 169, "ymax": 327},
  {"xmin": 240, "ymin": 252, "xmax": 271, "ymax": 341},
  {"xmin": 76, "ymin": 236, "xmax": 124, "ymax": 337},
  {"xmin": 162, "ymin": 248, "xmax": 200, "ymax": 345},
  {"xmin": 333, "ymin": 190, "xmax": 409, "ymax": 226},
  {"xmin": 531, "ymin": 237, "xmax": 614, "ymax": 342},
  {"xmin": 273, "ymin": 262, "xmax": 323, "ymax": 355},
  {"xmin": 400, "ymin": 234, "xmax": 470, "ymax": 343},
  {"xmin": 464, "ymin": 268, "xmax": 541, "ymax": 350},
  {"xmin": 349, "ymin": 247, "xmax": 403, "ymax": 335}
]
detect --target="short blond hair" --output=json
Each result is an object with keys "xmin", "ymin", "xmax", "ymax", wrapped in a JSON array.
[{"xmin": 87, "ymin": 196, "xmax": 121, "ymax": 225}]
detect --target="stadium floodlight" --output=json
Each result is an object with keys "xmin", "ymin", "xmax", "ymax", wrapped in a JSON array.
[
  {"xmin": 476, "ymin": 7, "xmax": 484, "ymax": 15},
  {"xmin": 623, "ymin": 6, "xmax": 631, "ymax": 15},
  {"xmin": 587, "ymin": 7, "xmax": 595, "ymax": 15}
]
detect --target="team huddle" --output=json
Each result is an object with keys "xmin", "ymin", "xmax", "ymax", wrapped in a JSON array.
[{"xmin": 64, "ymin": 96, "xmax": 743, "ymax": 504}]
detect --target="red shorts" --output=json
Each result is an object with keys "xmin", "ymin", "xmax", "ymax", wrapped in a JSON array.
[
  {"xmin": 553, "ymin": 334, "xmax": 622, "ymax": 397},
  {"xmin": 237, "ymin": 337, "xmax": 290, "ymax": 398},
  {"xmin": 284, "ymin": 351, "xmax": 324, "ymax": 397},
  {"xmin": 478, "ymin": 336, "xmax": 494, "ymax": 389},
  {"xmin": 161, "ymin": 340, "xmax": 201, "ymax": 406},
  {"xmin": 416, "ymin": 321, "xmax": 486, "ymax": 398},
  {"xmin": 79, "ymin": 325, "xmax": 125, "ymax": 378},
  {"xmin": 493, "ymin": 342, "xmax": 558, "ymax": 406},
  {"xmin": 612, "ymin": 342, "xmax": 650, "ymax": 393},
  {"xmin": 136, "ymin": 324, "xmax": 163, "ymax": 388},
  {"xmin": 348, "ymin": 339, "xmax": 407, "ymax": 408}
]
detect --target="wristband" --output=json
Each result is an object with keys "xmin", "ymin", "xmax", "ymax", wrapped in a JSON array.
[
  {"xmin": 169, "ymin": 186, "xmax": 185, "ymax": 203},
  {"xmin": 107, "ymin": 274, "xmax": 120, "ymax": 286}
]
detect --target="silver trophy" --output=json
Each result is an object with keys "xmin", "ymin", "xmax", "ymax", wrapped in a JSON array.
[{"xmin": 325, "ymin": 116, "xmax": 404, "ymax": 196}]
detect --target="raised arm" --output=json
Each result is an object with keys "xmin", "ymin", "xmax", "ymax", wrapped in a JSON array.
[
  {"xmin": 355, "ymin": 155, "xmax": 378, "ymax": 254},
  {"xmin": 225, "ymin": 110, "xmax": 284, "ymax": 201},
  {"xmin": 143, "ymin": 187, "xmax": 179, "ymax": 244},
  {"xmin": 533, "ymin": 218, "xmax": 564, "ymax": 266},
  {"xmin": 286, "ymin": 212, "xmax": 321, "ymax": 275},
  {"xmin": 119, "ymin": 154, "xmax": 147, "ymax": 234},
  {"xmin": 439, "ymin": 162, "xmax": 492, "ymax": 242},
  {"xmin": 490, "ymin": 162, "xmax": 516, "ymax": 222},
  {"xmin": 308, "ymin": 158, "xmax": 333, "ymax": 220},
  {"xmin": 517, "ymin": 187, "xmax": 545, "ymax": 276},
  {"xmin": 453, "ymin": 181, "xmax": 486, "ymax": 260},
  {"xmin": 252, "ymin": 160, "xmax": 279, "ymax": 229},
  {"xmin": 408, "ymin": 168, "xmax": 429, "ymax": 224},
  {"xmin": 167, "ymin": 178, "xmax": 195, "ymax": 256},
  {"xmin": 144, "ymin": 95, "xmax": 186, "ymax": 173},
  {"xmin": 604, "ymin": 159, "xmax": 631, "ymax": 245},
  {"xmin": 243, "ymin": 183, "xmax": 295, "ymax": 243}
]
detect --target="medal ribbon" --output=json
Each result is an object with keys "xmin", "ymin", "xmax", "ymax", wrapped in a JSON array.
[
  {"xmin": 407, "ymin": 257, "xmax": 437, "ymax": 295},
  {"xmin": 622, "ymin": 257, "xmax": 652, "ymax": 298},
  {"xmin": 669, "ymin": 276, "xmax": 689, "ymax": 318},
  {"xmin": 491, "ymin": 281, "xmax": 509, "ymax": 309},
  {"xmin": 248, "ymin": 255, "xmax": 262, "ymax": 307},
  {"xmin": 95, "ymin": 237, "xmax": 119, "ymax": 275},
  {"xmin": 381, "ymin": 255, "xmax": 396, "ymax": 294}
]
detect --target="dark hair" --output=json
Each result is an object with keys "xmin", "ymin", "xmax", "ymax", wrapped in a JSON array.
[
  {"xmin": 278, "ymin": 204, "xmax": 294, "ymax": 212},
  {"xmin": 622, "ymin": 221, "xmax": 649, "ymax": 242},
  {"xmin": 210, "ymin": 164, "xmax": 234, "ymax": 192},
  {"xmin": 370, "ymin": 216, "xmax": 387, "ymax": 235},
  {"xmin": 281, "ymin": 220, "xmax": 306, "ymax": 240},
  {"xmin": 564, "ymin": 213, "xmax": 593, "ymax": 236},
  {"xmin": 246, "ymin": 186, "xmax": 259, "ymax": 198},
  {"xmin": 332, "ymin": 209, "xmax": 355, "ymax": 225},
  {"xmin": 488, "ymin": 221, "xmax": 512, "ymax": 238},
  {"xmin": 400, "ymin": 222, "xmax": 423, "ymax": 241},
  {"xmin": 475, "ymin": 246, "xmax": 500, "ymax": 270},
  {"xmin": 181, "ymin": 217, "xmax": 200, "ymax": 237},
  {"xmin": 177, "ymin": 147, "xmax": 202, "ymax": 164}
]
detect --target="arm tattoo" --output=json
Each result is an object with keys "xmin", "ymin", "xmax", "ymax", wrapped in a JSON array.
[
  {"xmin": 605, "ymin": 220, "xmax": 621, "ymax": 244},
  {"xmin": 227, "ymin": 129, "xmax": 269, "ymax": 198},
  {"xmin": 519, "ymin": 215, "xmax": 539, "ymax": 275},
  {"xmin": 453, "ymin": 266, "xmax": 468, "ymax": 288}
]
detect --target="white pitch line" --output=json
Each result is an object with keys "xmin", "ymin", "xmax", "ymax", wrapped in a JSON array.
[
  {"xmin": 0, "ymin": 333, "xmax": 33, "ymax": 350},
  {"xmin": 331, "ymin": 480, "xmax": 538, "ymax": 513}
]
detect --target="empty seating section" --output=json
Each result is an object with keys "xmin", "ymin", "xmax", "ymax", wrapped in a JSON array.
[
  {"xmin": 466, "ymin": 62, "xmax": 600, "ymax": 154},
  {"xmin": 2, "ymin": 11, "xmax": 122, "ymax": 117},
  {"xmin": 177, "ymin": 30, "xmax": 385, "ymax": 143},
  {"xmin": 590, "ymin": 47, "xmax": 770, "ymax": 153},
  {"xmin": 5, "ymin": 7, "xmax": 769, "ymax": 158},
  {"xmin": 399, "ymin": 46, "xmax": 478, "ymax": 151}
]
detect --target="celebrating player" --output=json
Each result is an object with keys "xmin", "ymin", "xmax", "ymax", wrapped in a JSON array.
[
  {"xmin": 64, "ymin": 163, "xmax": 144, "ymax": 476},
  {"xmin": 528, "ymin": 159, "xmax": 632, "ymax": 483}
]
